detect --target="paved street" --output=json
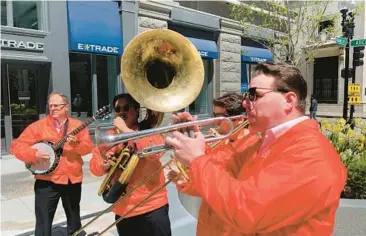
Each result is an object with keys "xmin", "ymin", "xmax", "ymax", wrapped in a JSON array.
[{"xmin": 1, "ymin": 153, "xmax": 366, "ymax": 236}]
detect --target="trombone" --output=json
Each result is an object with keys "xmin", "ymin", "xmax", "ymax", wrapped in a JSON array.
[{"xmin": 73, "ymin": 116, "xmax": 235, "ymax": 236}]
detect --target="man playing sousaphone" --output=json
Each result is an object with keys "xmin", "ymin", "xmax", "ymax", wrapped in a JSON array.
[{"xmin": 89, "ymin": 93, "xmax": 171, "ymax": 236}]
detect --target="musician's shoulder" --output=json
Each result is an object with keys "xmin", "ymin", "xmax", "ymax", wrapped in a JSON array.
[
  {"xmin": 30, "ymin": 116, "xmax": 47, "ymax": 126},
  {"xmin": 68, "ymin": 117, "xmax": 83, "ymax": 125}
]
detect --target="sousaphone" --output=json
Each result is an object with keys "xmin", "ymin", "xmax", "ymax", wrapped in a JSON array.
[{"xmin": 96, "ymin": 29, "xmax": 205, "ymax": 205}]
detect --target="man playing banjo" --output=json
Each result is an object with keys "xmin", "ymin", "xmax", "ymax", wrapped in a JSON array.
[{"xmin": 10, "ymin": 92, "xmax": 93, "ymax": 236}]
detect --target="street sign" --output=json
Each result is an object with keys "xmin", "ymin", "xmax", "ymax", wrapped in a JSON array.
[
  {"xmin": 348, "ymin": 83, "xmax": 361, "ymax": 105},
  {"xmin": 351, "ymin": 39, "xmax": 366, "ymax": 47},
  {"xmin": 348, "ymin": 83, "xmax": 361, "ymax": 94},
  {"xmin": 348, "ymin": 95, "xmax": 361, "ymax": 105},
  {"xmin": 336, "ymin": 37, "xmax": 348, "ymax": 46}
]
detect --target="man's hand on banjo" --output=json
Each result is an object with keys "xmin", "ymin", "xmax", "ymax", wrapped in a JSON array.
[
  {"xmin": 67, "ymin": 135, "xmax": 80, "ymax": 146},
  {"xmin": 35, "ymin": 151, "xmax": 50, "ymax": 165}
]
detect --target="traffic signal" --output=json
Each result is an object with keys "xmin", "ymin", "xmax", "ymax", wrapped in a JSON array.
[
  {"xmin": 341, "ymin": 68, "xmax": 355, "ymax": 79},
  {"xmin": 353, "ymin": 46, "xmax": 365, "ymax": 67}
]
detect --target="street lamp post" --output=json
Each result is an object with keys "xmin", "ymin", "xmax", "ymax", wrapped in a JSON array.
[{"xmin": 340, "ymin": 8, "xmax": 355, "ymax": 121}]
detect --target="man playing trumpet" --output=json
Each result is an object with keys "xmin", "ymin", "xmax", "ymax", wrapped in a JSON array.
[
  {"xmin": 168, "ymin": 92, "xmax": 250, "ymax": 234},
  {"xmin": 90, "ymin": 93, "xmax": 171, "ymax": 236},
  {"xmin": 166, "ymin": 62, "xmax": 347, "ymax": 235}
]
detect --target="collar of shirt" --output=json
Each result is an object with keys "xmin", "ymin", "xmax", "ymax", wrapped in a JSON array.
[
  {"xmin": 258, "ymin": 116, "xmax": 309, "ymax": 152},
  {"xmin": 53, "ymin": 118, "xmax": 68, "ymax": 134}
]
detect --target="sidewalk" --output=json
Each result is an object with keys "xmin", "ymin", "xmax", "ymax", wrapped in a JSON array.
[{"xmin": 1, "ymin": 152, "xmax": 198, "ymax": 236}]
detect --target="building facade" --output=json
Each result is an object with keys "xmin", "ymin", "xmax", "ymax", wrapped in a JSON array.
[
  {"xmin": 1, "ymin": 1, "xmax": 70, "ymax": 153},
  {"xmin": 1, "ymin": 0, "xmax": 275, "ymax": 154},
  {"xmin": 297, "ymin": 2, "xmax": 366, "ymax": 118}
]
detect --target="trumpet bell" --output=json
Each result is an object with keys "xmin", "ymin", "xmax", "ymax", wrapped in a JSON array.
[{"xmin": 121, "ymin": 29, "xmax": 205, "ymax": 113}]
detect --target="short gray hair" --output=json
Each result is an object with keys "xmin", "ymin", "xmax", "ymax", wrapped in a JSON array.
[{"xmin": 47, "ymin": 92, "xmax": 69, "ymax": 104}]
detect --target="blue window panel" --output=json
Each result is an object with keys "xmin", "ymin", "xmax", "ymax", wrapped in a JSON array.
[{"xmin": 241, "ymin": 63, "xmax": 248, "ymax": 93}]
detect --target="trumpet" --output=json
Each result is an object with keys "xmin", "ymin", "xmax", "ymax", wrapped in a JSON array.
[
  {"xmin": 73, "ymin": 116, "xmax": 235, "ymax": 236},
  {"xmin": 96, "ymin": 116, "xmax": 235, "ymax": 158}
]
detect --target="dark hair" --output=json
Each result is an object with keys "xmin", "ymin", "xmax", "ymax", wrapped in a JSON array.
[
  {"xmin": 112, "ymin": 93, "xmax": 140, "ymax": 109},
  {"xmin": 252, "ymin": 62, "xmax": 307, "ymax": 113},
  {"xmin": 212, "ymin": 92, "xmax": 245, "ymax": 116}
]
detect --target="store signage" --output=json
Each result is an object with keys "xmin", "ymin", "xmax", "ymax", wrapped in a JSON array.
[
  {"xmin": 0, "ymin": 39, "xmax": 44, "ymax": 51},
  {"xmin": 199, "ymin": 51, "xmax": 208, "ymax": 57},
  {"xmin": 241, "ymin": 46, "xmax": 273, "ymax": 63},
  {"xmin": 76, "ymin": 43, "xmax": 120, "ymax": 54}
]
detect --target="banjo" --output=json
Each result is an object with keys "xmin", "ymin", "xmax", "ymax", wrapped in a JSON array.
[{"xmin": 26, "ymin": 105, "xmax": 111, "ymax": 175}]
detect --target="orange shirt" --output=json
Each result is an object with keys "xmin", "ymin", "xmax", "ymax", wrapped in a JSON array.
[
  {"xmin": 177, "ymin": 127, "xmax": 254, "ymax": 235},
  {"xmin": 186, "ymin": 119, "xmax": 347, "ymax": 236},
  {"xmin": 90, "ymin": 128, "xmax": 168, "ymax": 218},
  {"xmin": 10, "ymin": 115, "xmax": 93, "ymax": 184}
]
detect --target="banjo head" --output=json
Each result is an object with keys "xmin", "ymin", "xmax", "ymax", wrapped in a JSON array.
[{"xmin": 29, "ymin": 142, "xmax": 56, "ymax": 174}]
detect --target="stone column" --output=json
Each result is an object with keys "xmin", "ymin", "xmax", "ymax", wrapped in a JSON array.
[
  {"xmin": 137, "ymin": 2, "xmax": 170, "ymax": 125},
  {"xmin": 217, "ymin": 33, "xmax": 242, "ymax": 96}
]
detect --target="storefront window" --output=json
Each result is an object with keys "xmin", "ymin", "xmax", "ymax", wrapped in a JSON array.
[
  {"xmin": 188, "ymin": 59, "xmax": 213, "ymax": 116},
  {"xmin": 70, "ymin": 53, "xmax": 92, "ymax": 119},
  {"xmin": 69, "ymin": 53, "xmax": 118, "ymax": 123},
  {"xmin": 1, "ymin": 1, "xmax": 7, "ymax": 26},
  {"xmin": 12, "ymin": 1, "xmax": 40, "ymax": 30}
]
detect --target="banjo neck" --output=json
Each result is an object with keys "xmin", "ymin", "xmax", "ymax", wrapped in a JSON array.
[{"xmin": 52, "ymin": 116, "xmax": 96, "ymax": 150}]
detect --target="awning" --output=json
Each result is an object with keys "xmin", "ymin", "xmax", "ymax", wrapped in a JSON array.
[
  {"xmin": 241, "ymin": 46, "xmax": 274, "ymax": 63},
  {"xmin": 187, "ymin": 37, "xmax": 219, "ymax": 59},
  {"xmin": 67, "ymin": 1, "xmax": 123, "ymax": 55}
]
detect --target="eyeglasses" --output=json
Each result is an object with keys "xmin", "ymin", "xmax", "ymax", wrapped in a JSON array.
[
  {"xmin": 48, "ymin": 104, "xmax": 67, "ymax": 109},
  {"xmin": 115, "ymin": 104, "xmax": 130, "ymax": 113},
  {"xmin": 213, "ymin": 112, "xmax": 229, "ymax": 118},
  {"xmin": 244, "ymin": 87, "xmax": 288, "ymax": 102}
]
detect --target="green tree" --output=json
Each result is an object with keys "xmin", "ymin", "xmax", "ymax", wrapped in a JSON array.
[{"xmin": 231, "ymin": 0, "xmax": 363, "ymax": 67}]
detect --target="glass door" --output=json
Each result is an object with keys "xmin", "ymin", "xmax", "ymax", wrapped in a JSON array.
[{"xmin": 1, "ymin": 64, "xmax": 40, "ymax": 153}]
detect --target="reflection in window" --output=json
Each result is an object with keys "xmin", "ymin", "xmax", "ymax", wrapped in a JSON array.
[
  {"xmin": 13, "ymin": 1, "xmax": 39, "ymax": 30},
  {"xmin": 69, "ymin": 53, "xmax": 118, "ymax": 122},
  {"xmin": 96, "ymin": 55, "xmax": 118, "ymax": 110},
  {"xmin": 1, "ymin": 1, "xmax": 7, "ymax": 26},
  {"xmin": 70, "ymin": 53, "xmax": 92, "ymax": 118},
  {"xmin": 7, "ymin": 67, "xmax": 39, "ymax": 139},
  {"xmin": 189, "ymin": 59, "xmax": 213, "ymax": 115}
]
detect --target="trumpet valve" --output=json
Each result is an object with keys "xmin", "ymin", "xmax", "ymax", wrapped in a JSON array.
[{"xmin": 108, "ymin": 159, "xmax": 117, "ymax": 167}]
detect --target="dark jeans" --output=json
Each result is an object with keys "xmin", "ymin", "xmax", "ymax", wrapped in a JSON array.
[
  {"xmin": 34, "ymin": 179, "xmax": 82, "ymax": 236},
  {"xmin": 115, "ymin": 204, "xmax": 171, "ymax": 236},
  {"xmin": 310, "ymin": 111, "xmax": 317, "ymax": 120}
]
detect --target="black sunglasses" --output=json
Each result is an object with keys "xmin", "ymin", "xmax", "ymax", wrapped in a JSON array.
[
  {"xmin": 213, "ymin": 112, "xmax": 229, "ymax": 118},
  {"xmin": 115, "ymin": 104, "xmax": 130, "ymax": 113},
  {"xmin": 244, "ymin": 87, "xmax": 288, "ymax": 102}
]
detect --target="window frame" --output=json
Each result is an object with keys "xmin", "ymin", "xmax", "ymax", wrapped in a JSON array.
[
  {"xmin": 2, "ymin": 0, "xmax": 47, "ymax": 31},
  {"xmin": 313, "ymin": 56, "xmax": 339, "ymax": 104}
]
